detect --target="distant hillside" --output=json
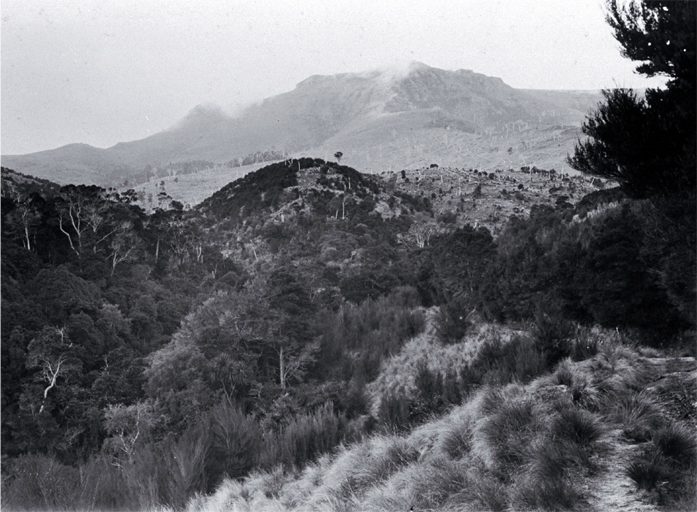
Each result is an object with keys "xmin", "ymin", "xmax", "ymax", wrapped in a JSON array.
[{"xmin": 2, "ymin": 63, "xmax": 602, "ymax": 186}]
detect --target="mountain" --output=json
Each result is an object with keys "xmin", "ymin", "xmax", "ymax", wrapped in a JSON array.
[{"xmin": 1, "ymin": 62, "xmax": 602, "ymax": 186}]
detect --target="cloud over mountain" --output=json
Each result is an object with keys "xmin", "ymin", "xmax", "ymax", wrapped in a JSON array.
[{"xmin": 2, "ymin": 63, "xmax": 601, "ymax": 185}]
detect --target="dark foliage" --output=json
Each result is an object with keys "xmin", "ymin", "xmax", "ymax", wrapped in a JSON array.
[
  {"xmin": 569, "ymin": 1, "xmax": 696, "ymax": 199},
  {"xmin": 532, "ymin": 307, "xmax": 574, "ymax": 367},
  {"xmin": 199, "ymin": 159, "xmax": 304, "ymax": 222},
  {"xmin": 435, "ymin": 297, "xmax": 472, "ymax": 343}
]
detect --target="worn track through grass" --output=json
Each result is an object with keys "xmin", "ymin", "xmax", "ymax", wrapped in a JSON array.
[
  {"xmin": 586, "ymin": 356, "xmax": 696, "ymax": 512},
  {"xmin": 586, "ymin": 427, "xmax": 659, "ymax": 512}
]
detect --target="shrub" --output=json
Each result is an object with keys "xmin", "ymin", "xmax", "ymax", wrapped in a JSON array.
[
  {"xmin": 207, "ymin": 401, "xmax": 263, "ymax": 487},
  {"xmin": 167, "ymin": 418, "xmax": 213, "ymax": 508},
  {"xmin": 442, "ymin": 369, "xmax": 462, "ymax": 406},
  {"xmin": 532, "ymin": 309, "xmax": 574, "ymax": 367},
  {"xmin": 413, "ymin": 361, "xmax": 444, "ymax": 413},
  {"xmin": 464, "ymin": 334, "xmax": 547, "ymax": 392},
  {"xmin": 570, "ymin": 329, "xmax": 599, "ymax": 361},
  {"xmin": 513, "ymin": 335, "xmax": 548, "ymax": 382},
  {"xmin": 317, "ymin": 293, "xmax": 426, "ymax": 381},
  {"xmin": 555, "ymin": 360, "xmax": 575, "ymax": 386},
  {"xmin": 121, "ymin": 444, "xmax": 171, "ymax": 510},
  {"xmin": 1, "ymin": 454, "xmax": 81, "ymax": 511},
  {"xmin": 378, "ymin": 392, "xmax": 411, "ymax": 432},
  {"xmin": 1, "ymin": 453, "xmax": 135, "ymax": 512},
  {"xmin": 260, "ymin": 402, "xmax": 346, "ymax": 469},
  {"xmin": 435, "ymin": 298, "xmax": 471, "ymax": 343},
  {"xmin": 74, "ymin": 455, "xmax": 130, "ymax": 511}
]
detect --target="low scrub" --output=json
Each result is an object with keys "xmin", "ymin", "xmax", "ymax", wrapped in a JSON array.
[
  {"xmin": 4, "ymin": 328, "xmax": 689, "ymax": 512},
  {"xmin": 260, "ymin": 402, "xmax": 352, "ymax": 470}
]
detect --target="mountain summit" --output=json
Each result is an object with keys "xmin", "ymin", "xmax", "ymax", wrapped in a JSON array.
[{"xmin": 2, "ymin": 63, "xmax": 601, "ymax": 185}]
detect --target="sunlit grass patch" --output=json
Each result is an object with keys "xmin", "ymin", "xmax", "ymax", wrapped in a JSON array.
[{"xmin": 409, "ymin": 456, "xmax": 472, "ymax": 509}]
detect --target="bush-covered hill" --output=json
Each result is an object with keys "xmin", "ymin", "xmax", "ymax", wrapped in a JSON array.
[{"xmin": 1, "ymin": 151, "xmax": 694, "ymax": 511}]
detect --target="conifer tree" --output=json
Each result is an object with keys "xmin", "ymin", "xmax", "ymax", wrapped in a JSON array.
[
  {"xmin": 569, "ymin": 1, "xmax": 696, "ymax": 327},
  {"xmin": 568, "ymin": 0, "xmax": 695, "ymax": 199}
]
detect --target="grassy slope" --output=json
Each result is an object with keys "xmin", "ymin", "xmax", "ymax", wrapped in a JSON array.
[
  {"xmin": 306, "ymin": 117, "xmax": 585, "ymax": 176},
  {"xmin": 132, "ymin": 161, "xmax": 285, "ymax": 209},
  {"xmin": 184, "ymin": 324, "xmax": 696, "ymax": 512},
  {"xmin": 129, "ymin": 155, "xmax": 602, "ymax": 239}
]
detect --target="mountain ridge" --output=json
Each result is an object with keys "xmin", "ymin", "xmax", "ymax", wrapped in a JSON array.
[{"xmin": 1, "ymin": 62, "xmax": 602, "ymax": 186}]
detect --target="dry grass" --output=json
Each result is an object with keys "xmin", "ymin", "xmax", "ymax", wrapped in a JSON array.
[
  {"xmin": 366, "ymin": 321, "xmax": 520, "ymax": 414},
  {"xmin": 177, "ymin": 326, "xmax": 692, "ymax": 512}
]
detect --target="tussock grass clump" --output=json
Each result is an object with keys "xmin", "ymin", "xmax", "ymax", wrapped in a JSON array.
[
  {"xmin": 301, "ymin": 434, "xmax": 419, "ymax": 508},
  {"xmin": 476, "ymin": 398, "xmax": 540, "ymax": 475},
  {"xmin": 547, "ymin": 407, "xmax": 604, "ymax": 471},
  {"xmin": 464, "ymin": 475, "xmax": 509, "ymax": 512},
  {"xmin": 651, "ymin": 423, "xmax": 697, "ymax": 468},
  {"xmin": 515, "ymin": 475, "xmax": 585, "ymax": 511},
  {"xmin": 564, "ymin": 371, "xmax": 601, "ymax": 411},
  {"xmin": 352, "ymin": 436, "xmax": 419, "ymax": 490},
  {"xmin": 554, "ymin": 359, "xmax": 575, "ymax": 386},
  {"xmin": 184, "ymin": 478, "xmax": 244, "ymax": 512},
  {"xmin": 410, "ymin": 457, "xmax": 472, "ymax": 509},
  {"xmin": 551, "ymin": 407, "xmax": 604, "ymax": 446},
  {"xmin": 602, "ymin": 390, "xmax": 666, "ymax": 442},
  {"xmin": 438, "ymin": 421, "xmax": 473, "ymax": 460},
  {"xmin": 594, "ymin": 336, "xmax": 642, "ymax": 378},
  {"xmin": 626, "ymin": 423, "xmax": 697, "ymax": 508}
]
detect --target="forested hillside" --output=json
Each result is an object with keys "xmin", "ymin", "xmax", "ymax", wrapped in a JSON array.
[{"xmin": 2, "ymin": 148, "xmax": 693, "ymax": 510}]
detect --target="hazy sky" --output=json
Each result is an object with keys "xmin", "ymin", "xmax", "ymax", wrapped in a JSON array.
[{"xmin": 1, "ymin": 0, "xmax": 667, "ymax": 155}]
